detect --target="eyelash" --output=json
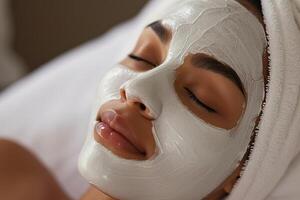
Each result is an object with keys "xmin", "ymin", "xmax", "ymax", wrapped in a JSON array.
[
  {"xmin": 128, "ymin": 54, "xmax": 157, "ymax": 67},
  {"xmin": 184, "ymin": 87, "xmax": 216, "ymax": 113}
]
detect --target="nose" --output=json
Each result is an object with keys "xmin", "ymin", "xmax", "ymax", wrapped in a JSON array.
[{"xmin": 120, "ymin": 88, "xmax": 154, "ymax": 120}]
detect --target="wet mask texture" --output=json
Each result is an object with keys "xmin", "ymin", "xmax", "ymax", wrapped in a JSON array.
[{"xmin": 78, "ymin": 0, "xmax": 266, "ymax": 199}]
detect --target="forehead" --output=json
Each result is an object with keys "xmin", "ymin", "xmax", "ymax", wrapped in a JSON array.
[
  {"xmin": 162, "ymin": 0, "xmax": 261, "ymax": 54},
  {"xmin": 157, "ymin": 0, "xmax": 266, "ymax": 88},
  {"xmin": 163, "ymin": 0, "xmax": 234, "ymax": 26}
]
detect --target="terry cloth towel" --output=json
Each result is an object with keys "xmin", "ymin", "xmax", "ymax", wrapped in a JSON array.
[
  {"xmin": 0, "ymin": 0, "xmax": 299, "ymax": 199},
  {"xmin": 228, "ymin": 0, "xmax": 300, "ymax": 200}
]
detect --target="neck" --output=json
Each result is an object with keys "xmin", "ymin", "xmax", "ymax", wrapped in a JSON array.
[{"xmin": 80, "ymin": 186, "xmax": 116, "ymax": 200}]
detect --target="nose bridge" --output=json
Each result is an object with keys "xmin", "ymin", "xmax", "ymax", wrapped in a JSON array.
[{"xmin": 122, "ymin": 68, "xmax": 168, "ymax": 119}]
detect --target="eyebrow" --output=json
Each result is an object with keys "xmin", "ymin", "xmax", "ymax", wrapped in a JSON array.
[
  {"xmin": 146, "ymin": 20, "xmax": 169, "ymax": 43},
  {"xmin": 191, "ymin": 55, "xmax": 245, "ymax": 96}
]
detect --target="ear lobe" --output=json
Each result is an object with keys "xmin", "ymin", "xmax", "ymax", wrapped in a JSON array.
[
  {"xmin": 223, "ymin": 179, "xmax": 235, "ymax": 194},
  {"xmin": 222, "ymin": 162, "xmax": 243, "ymax": 194}
]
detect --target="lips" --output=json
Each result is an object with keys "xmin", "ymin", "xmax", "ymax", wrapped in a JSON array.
[{"xmin": 94, "ymin": 110, "xmax": 146, "ymax": 158}]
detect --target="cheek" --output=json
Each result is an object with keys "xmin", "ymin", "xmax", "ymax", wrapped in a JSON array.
[
  {"xmin": 212, "ymin": 76, "xmax": 245, "ymax": 126},
  {"xmin": 154, "ymin": 95, "xmax": 232, "ymax": 161},
  {"xmin": 174, "ymin": 57, "xmax": 247, "ymax": 130}
]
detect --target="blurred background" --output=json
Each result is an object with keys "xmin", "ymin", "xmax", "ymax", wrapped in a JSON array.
[{"xmin": 0, "ymin": 0, "xmax": 148, "ymax": 91}]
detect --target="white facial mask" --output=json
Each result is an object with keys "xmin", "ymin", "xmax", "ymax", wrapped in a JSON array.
[{"xmin": 78, "ymin": 0, "xmax": 266, "ymax": 199}]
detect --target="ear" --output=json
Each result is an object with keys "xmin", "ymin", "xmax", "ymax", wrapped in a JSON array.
[
  {"xmin": 204, "ymin": 162, "xmax": 243, "ymax": 200},
  {"xmin": 223, "ymin": 162, "xmax": 243, "ymax": 194}
]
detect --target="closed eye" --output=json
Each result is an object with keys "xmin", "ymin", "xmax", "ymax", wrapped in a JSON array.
[
  {"xmin": 184, "ymin": 87, "xmax": 216, "ymax": 113},
  {"xmin": 128, "ymin": 54, "xmax": 157, "ymax": 67}
]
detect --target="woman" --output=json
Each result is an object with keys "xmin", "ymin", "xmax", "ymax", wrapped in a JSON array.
[
  {"xmin": 1, "ymin": 1, "xmax": 300, "ymax": 199},
  {"xmin": 78, "ymin": 0, "xmax": 267, "ymax": 199}
]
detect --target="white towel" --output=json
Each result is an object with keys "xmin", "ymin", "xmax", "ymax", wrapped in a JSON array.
[
  {"xmin": 228, "ymin": 0, "xmax": 300, "ymax": 199},
  {"xmin": 0, "ymin": 0, "xmax": 299, "ymax": 199}
]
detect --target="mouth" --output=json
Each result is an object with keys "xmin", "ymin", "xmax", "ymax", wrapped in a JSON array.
[{"xmin": 93, "ymin": 112, "xmax": 147, "ymax": 160}]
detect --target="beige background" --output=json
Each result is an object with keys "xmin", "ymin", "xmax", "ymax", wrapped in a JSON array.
[{"xmin": 10, "ymin": 0, "xmax": 148, "ymax": 71}]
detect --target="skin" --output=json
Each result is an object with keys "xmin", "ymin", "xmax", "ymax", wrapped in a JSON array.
[
  {"xmin": 0, "ymin": 1, "xmax": 267, "ymax": 200},
  {"xmin": 87, "ymin": 1, "xmax": 268, "ymax": 199},
  {"xmin": 0, "ymin": 139, "xmax": 70, "ymax": 200}
]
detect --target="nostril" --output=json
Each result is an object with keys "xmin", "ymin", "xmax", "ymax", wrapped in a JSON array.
[
  {"xmin": 120, "ymin": 88, "xmax": 127, "ymax": 101},
  {"xmin": 121, "ymin": 88, "xmax": 153, "ymax": 119},
  {"xmin": 137, "ymin": 102, "xmax": 154, "ymax": 120},
  {"xmin": 139, "ymin": 103, "xmax": 146, "ymax": 111}
]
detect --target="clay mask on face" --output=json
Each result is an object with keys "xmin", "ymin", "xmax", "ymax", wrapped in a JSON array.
[{"xmin": 78, "ymin": 0, "xmax": 266, "ymax": 199}]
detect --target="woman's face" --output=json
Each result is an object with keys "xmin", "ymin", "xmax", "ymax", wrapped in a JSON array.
[
  {"xmin": 78, "ymin": 0, "xmax": 266, "ymax": 199},
  {"xmin": 96, "ymin": 22, "xmax": 246, "ymax": 160},
  {"xmin": 124, "ymin": 22, "xmax": 246, "ymax": 128}
]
